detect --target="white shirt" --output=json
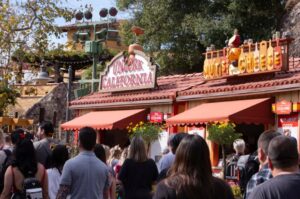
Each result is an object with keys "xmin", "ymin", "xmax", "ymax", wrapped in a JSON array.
[{"xmin": 47, "ymin": 168, "xmax": 61, "ymax": 199}]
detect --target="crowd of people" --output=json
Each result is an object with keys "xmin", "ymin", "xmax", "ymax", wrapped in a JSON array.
[{"xmin": 0, "ymin": 121, "xmax": 298, "ymax": 199}]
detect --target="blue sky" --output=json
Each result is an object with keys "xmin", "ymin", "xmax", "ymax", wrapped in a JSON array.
[{"xmin": 53, "ymin": 0, "xmax": 130, "ymax": 46}]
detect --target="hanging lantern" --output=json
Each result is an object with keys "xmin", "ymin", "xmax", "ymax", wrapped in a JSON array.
[
  {"xmin": 84, "ymin": 10, "xmax": 93, "ymax": 20},
  {"xmin": 75, "ymin": 11, "xmax": 84, "ymax": 21}
]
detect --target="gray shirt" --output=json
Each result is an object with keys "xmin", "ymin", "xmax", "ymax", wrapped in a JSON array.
[
  {"xmin": 60, "ymin": 151, "xmax": 110, "ymax": 199},
  {"xmin": 34, "ymin": 138, "xmax": 52, "ymax": 167},
  {"xmin": 158, "ymin": 152, "xmax": 175, "ymax": 172}
]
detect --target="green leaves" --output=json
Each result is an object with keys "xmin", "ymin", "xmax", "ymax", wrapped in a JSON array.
[
  {"xmin": 116, "ymin": 0, "xmax": 285, "ymax": 75},
  {"xmin": 207, "ymin": 122, "xmax": 242, "ymax": 146}
]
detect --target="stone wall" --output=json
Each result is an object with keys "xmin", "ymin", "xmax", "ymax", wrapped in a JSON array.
[{"xmin": 24, "ymin": 82, "xmax": 79, "ymax": 128}]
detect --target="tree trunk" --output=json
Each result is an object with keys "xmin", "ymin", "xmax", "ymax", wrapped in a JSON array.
[{"xmin": 222, "ymin": 144, "xmax": 226, "ymax": 180}]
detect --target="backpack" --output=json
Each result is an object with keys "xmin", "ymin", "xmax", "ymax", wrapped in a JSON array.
[
  {"xmin": 0, "ymin": 149, "xmax": 12, "ymax": 193},
  {"xmin": 236, "ymin": 153, "xmax": 259, "ymax": 193},
  {"xmin": 11, "ymin": 167, "xmax": 45, "ymax": 199}
]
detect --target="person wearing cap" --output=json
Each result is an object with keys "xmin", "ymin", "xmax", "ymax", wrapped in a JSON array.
[
  {"xmin": 245, "ymin": 130, "xmax": 281, "ymax": 199},
  {"xmin": 248, "ymin": 136, "xmax": 300, "ymax": 199}
]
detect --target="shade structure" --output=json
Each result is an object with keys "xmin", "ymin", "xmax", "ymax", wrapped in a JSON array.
[
  {"xmin": 61, "ymin": 109, "xmax": 147, "ymax": 130},
  {"xmin": 167, "ymin": 98, "xmax": 274, "ymax": 126}
]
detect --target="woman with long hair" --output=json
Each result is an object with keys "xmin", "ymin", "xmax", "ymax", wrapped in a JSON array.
[
  {"xmin": 153, "ymin": 134, "xmax": 234, "ymax": 199},
  {"xmin": 47, "ymin": 145, "xmax": 69, "ymax": 199},
  {"xmin": 0, "ymin": 138, "xmax": 48, "ymax": 199},
  {"xmin": 118, "ymin": 136, "xmax": 158, "ymax": 199}
]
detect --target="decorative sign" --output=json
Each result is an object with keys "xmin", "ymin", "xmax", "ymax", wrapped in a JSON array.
[
  {"xmin": 99, "ymin": 50, "xmax": 157, "ymax": 92},
  {"xmin": 149, "ymin": 112, "xmax": 164, "ymax": 123},
  {"xmin": 278, "ymin": 113, "xmax": 299, "ymax": 140},
  {"xmin": 203, "ymin": 38, "xmax": 292, "ymax": 80},
  {"xmin": 273, "ymin": 100, "xmax": 292, "ymax": 115}
]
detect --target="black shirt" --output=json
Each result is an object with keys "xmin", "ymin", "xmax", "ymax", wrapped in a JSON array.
[
  {"xmin": 153, "ymin": 176, "xmax": 234, "ymax": 199},
  {"xmin": 248, "ymin": 173, "xmax": 300, "ymax": 199},
  {"xmin": 118, "ymin": 158, "xmax": 158, "ymax": 199}
]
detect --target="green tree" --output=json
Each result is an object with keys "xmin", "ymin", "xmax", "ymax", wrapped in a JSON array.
[
  {"xmin": 207, "ymin": 122, "xmax": 242, "ymax": 179},
  {"xmin": 117, "ymin": 0, "xmax": 285, "ymax": 75},
  {"xmin": 0, "ymin": 0, "xmax": 75, "ymax": 70}
]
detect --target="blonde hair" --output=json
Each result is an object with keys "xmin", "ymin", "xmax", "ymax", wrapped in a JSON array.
[
  {"xmin": 128, "ymin": 136, "xmax": 147, "ymax": 162},
  {"xmin": 233, "ymin": 139, "xmax": 245, "ymax": 154}
]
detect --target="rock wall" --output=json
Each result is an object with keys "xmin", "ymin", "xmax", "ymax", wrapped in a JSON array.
[{"xmin": 24, "ymin": 82, "xmax": 78, "ymax": 128}]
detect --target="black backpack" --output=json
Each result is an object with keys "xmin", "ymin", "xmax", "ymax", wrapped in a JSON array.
[
  {"xmin": 236, "ymin": 153, "xmax": 259, "ymax": 193},
  {"xmin": 0, "ymin": 149, "xmax": 12, "ymax": 192}
]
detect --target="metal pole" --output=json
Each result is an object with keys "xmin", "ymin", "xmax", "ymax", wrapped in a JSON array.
[
  {"xmin": 66, "ymin": 65, "xmax": 72, "ymax": 121},
  {"xmin": 66, "ymin": 65, "xmax": 72, "ymax": 143},
  {"xmin": 92, "ymin": 24, "xmax": 97, "ymax": 92}
]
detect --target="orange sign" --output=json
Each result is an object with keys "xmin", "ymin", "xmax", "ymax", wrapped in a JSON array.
[{"xmin": 274, "ymin": 100, "xmax": 292, "ymax": 115}]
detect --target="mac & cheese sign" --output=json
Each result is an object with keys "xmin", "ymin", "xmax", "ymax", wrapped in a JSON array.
[{"xmin": 100, "ymin": 50, "xmax": 157, "ymax": 92}]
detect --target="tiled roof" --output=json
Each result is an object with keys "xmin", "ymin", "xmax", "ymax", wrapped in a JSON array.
[
  {"xmin": 70, "ymin": 58, "xmax": 300, "ymax": 108},
  {"xmin": 70, "ymin": 73, "xmax": 204, "ymax": 107}
]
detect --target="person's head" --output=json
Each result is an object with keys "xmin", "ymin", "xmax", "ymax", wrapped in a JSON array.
[
  {"xmin": 0, "ymin": 129, "xmax": 4, "ymax": 146},
  {"xmin": 268, "ymin": 136, "xmax": 299, "ymax": 175},
  {"xmin": 79, "ymin": 127, "xmax": 97, "ymax": 151},
  {"xmin": 52, "ymin": 145, "xmax": 69, "ymax": 169},
  {"xmin": 169, "ymin": 133, "xmax": 188, "ymax": 154},
  {"xmin": 257, "ymin": 129, "xmax": 281, "ymax": 164},
  {"xmin": 37, "ymin": 121, "xmax": 54, "ymax": 139},
  {"xmin": 168, "ymin": 135, "xmax": 212, "ymax": 198},
  {"xmin": 94, "ymin": 144, "xmax": 106, "ymax": 163},
  {"xmin": 11, "ymin": 128, "xmax": 26, "ymax": 145},
  {"xmin": 109, "ymin": 145, "xmax": 122, "ymax": 160},
  {"xmin": 4, "ymin": 133, "xmax": 12, "ymax": 145},
  {"xmin": 14, "ymin": 138, "xmax": 37, "ymax": 177},
  {"xmin": 128, "ymin": 136, "xmax": 147, "ymax": 162},
  {"xmin": 233, "ymin": 139, "xmax": 245, "ymax": 155}
]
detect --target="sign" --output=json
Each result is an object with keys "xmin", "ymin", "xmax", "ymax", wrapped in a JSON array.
[
  {"xmin": 100, "ymin": 50, "xmax": 157, "ymax": 92},
  {"xmin": 278, "ymin": 113, "xmax": 299, "ymax": 140},
  {"xmin": 202, "ymin": 38, "xmax": 292, "ymax": 80},
  {"xmin": 273, "ymin": 100, "xmax": 292, "ymax": 115},
  {"xmin": 149, "ymin": 112, "xmax": 164, "ymax": 123}
]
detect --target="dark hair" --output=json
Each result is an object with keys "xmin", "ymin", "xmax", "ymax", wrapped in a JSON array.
[
  {"xmin": 169, "ymin": 133, "xmax": 188, "ymax": 154},
  {"xmin": 257, "ymin": 129, "xmax": 281, "ymax": 155},
  {"xmin": 11, "ymin": 128, "xmax": 26, "ymax": 145},
  {"xmin": 94, "ymin": 144, "xmax": 106, "ymax": 163},
  {"xmin": 166, "ymin": 135, "xmax": 213, "ymax": 199},
  {"xmin": 13, "ymin": 139, "xmax": 37, "ymax": 177},
  {"xmin": 52, "ymin": 145, "xmax": 69, "ymax": 172},
  {"xmin": 39, "ymin": 121, "xmax": 54, "ymax": 137},
  {"xmin": 5, "ymin": 134, "xmax": 11, "ymax": 143},
  {"xmin": 268, "ymin": 135, "xmax": 299, "ymax": 169},
  {"xmin": 79, "ymin": 127, "xmax": 96, "ymax": 151}
]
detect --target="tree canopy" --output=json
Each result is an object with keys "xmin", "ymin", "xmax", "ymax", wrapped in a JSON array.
[
  {"xmin": 117, "ymin": 0, "xmax": 286, "ymax": 75},
  {"xmin": 0, "ymin": 0, "xmax": 74, "ymax": 69}
]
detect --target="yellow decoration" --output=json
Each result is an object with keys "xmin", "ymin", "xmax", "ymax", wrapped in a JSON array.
[
  {"xmin": 253, "ymin": 42, "xmax": 260, "ymax": 72},
  {"xmin": 259, "ymin": 41, "xmax": 267, "ymax": 71},
  {"xmin": 238, "ymin": 46, "xmax": 246, "ymax": 73},
  {"xmin": 246, "ymin": 43, "xmax": 254, "ymax": 73},
  {"xmin": 267, "ymin": 40, "xmax": 274, "ymax": 70},
  {"xmin": 214, "ymin": 53, "xmax": 222, "ymax": 78}
]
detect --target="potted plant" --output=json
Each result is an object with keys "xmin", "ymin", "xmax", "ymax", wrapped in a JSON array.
[
  {"xmin": 127, "ymin": 121, "xmax": 162, "ymax": 155},
  {"xmin": 207, "ymin": 122, "xmax": 241, "ymax": 179}
]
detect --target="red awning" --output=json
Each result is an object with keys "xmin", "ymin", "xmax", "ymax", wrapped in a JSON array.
[
  {"xmin": 167, "ymin": 98, "xmax": 274, "ymax": 126},
  {"xmin": 61, "ymin": 109, "xmax": 147, "ymax": 130}
]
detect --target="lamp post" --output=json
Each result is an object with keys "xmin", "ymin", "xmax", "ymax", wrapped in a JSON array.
[{"xmin": 74, "ymin": 6, "xmax": 118, "ymax": 92}]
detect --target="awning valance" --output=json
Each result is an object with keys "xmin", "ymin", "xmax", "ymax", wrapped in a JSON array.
[
  {"xmin": 166, "ymin": 98, "xmax": 274, "ymax": 126},
  {"xmin": 61, "ymin": 109, "xmax": 148, "ymax": 130}
]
